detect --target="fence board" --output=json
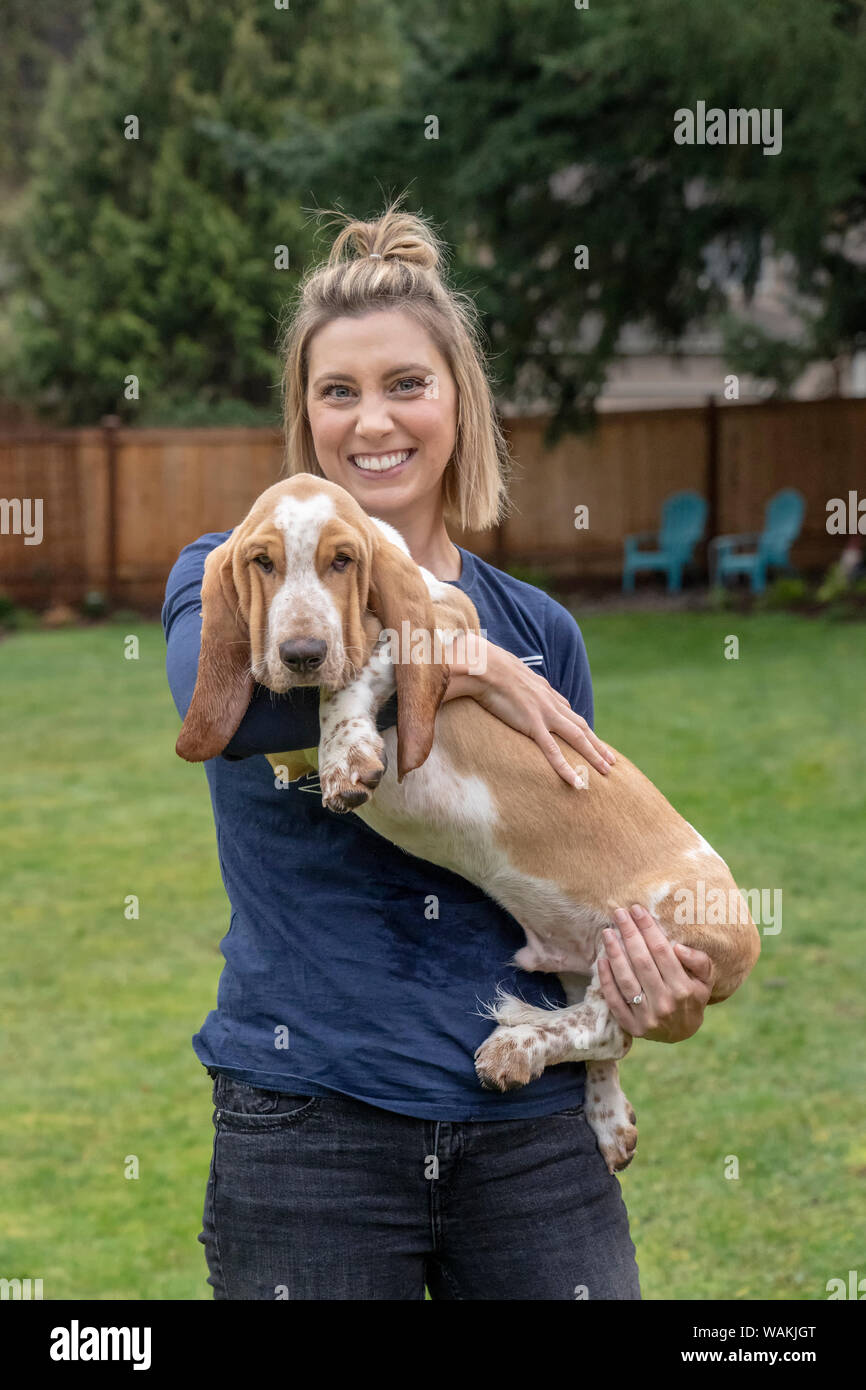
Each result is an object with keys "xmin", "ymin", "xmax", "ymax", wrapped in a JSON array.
[
  {"xmin": 0, "ymin": 400, "xmax": 863, "ymax": 608},
  {"xmin": 503, "ymin": 409, "xmax": 708, "ymax": 575}
]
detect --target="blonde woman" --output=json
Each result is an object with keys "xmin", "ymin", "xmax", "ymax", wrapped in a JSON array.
[{"xmin": 163, "ymin": 204, "xmax": 715, "ymax": 1300}]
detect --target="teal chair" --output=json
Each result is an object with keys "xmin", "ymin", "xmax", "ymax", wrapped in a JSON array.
[
  {"xmin": 623, "ymin": 490, "xmax": 708, "ymax": 593},
  {"xmin": 709, "ymin": 489, "xmax": 805, "ymax": 594}
]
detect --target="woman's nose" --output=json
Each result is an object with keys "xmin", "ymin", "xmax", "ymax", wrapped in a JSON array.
[{"xmin": 354, "ymin": 394, "xmax": 396, "ymax": 436}]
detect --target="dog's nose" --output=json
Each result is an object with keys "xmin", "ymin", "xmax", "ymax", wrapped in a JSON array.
[{"xmin": 278, "ymin": 638, "xmax": 328, "ymax": 673}]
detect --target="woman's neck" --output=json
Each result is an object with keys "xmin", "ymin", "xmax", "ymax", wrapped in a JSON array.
[{"xmin": 381, "ymin": 506, "xmax": 462, "ymax": 581}]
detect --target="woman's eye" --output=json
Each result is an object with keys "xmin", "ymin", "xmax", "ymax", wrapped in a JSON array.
[
  {"xmin": 321, "ymin": 380, "xmax": 421, "ymax": 400},
  {"xmin": 331, "ymin": 554, "xmax": 353, "ymax": 572},
  {"xmin": 253, "ymin": 555, "xmax": 274, "ymax": 573}
]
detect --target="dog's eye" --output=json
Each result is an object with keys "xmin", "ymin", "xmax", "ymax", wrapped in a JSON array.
[
  {"xmin": 331, "ymin": 554, "xmax": 353, "ymax": 572},
  {"xmin": 253, "ymin": 555, "xmax": 274, "ymax": 573}
]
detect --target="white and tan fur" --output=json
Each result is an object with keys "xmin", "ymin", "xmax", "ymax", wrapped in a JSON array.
[{"xmin": 177, "ymin": 475, "xmax": 761, "ymax": 1173}]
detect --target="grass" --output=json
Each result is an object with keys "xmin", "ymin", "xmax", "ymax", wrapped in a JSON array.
[{"xmin": 0, "ymin": 612, "xmax": 863, "ymax": 1300}]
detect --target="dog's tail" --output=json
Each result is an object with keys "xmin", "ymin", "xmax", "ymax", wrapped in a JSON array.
[{"xmin": 476, "ymin": 983, "xmax": 565, "ymax": 1029}]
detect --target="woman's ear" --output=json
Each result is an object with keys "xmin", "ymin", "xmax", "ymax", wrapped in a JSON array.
[
  {"xmin": 368, "ymin": 535, "xmax": 450, "ymax": 781},
  {"xmin": 176, "ymin": 539, "xmax": 254, "ymax": 762}
]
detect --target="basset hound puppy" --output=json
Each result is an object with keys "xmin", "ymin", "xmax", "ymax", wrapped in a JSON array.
[{"xmin": 176, "ymin": 474, "xmax": 761, "ymax": 1173}]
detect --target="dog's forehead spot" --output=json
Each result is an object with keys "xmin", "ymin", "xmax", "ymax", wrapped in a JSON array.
[{"xmin": 274, "ymin": 492, "xmax": 337, "ymax": 565}]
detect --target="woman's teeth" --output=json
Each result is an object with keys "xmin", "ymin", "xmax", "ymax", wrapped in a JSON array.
[{"xmin": 351, "ymin": 448, "xmax": 414, "ymax": 472}]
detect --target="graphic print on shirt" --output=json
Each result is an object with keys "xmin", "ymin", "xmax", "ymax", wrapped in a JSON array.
[{"xmin": 291, "ymin": 770, "xmax": 322, "ymax": 795}]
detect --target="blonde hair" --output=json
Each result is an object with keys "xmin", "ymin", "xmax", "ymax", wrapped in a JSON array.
[{"xmin": 279, "ymin": 199, "xmax": 511, "ymax": 532}]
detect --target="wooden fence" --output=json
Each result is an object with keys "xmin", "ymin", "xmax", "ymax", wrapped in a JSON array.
[{"xmin": 0, "ymin": 398, "xmax": 862, "ymax": 609}]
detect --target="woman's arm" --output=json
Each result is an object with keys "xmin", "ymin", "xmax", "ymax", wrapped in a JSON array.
[{"xmin": 441, "ymin": 627, "xmax": 616, "ymax": 784}]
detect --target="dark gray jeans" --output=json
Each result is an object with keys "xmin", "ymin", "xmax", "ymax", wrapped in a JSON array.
[{"xmin": 199, "ymin": 1070, "xmax": 641, "ymax": 1300}]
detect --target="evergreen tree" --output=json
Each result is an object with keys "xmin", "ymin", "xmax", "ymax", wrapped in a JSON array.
[
  {"xmin": 217, "ymin": 0, "xmax": 866, "ymax": 437},
  {"xmin": 4, "ymin": 0, "xmax": 866, "ymax": 430},
  {"xmin": 1, "ymin": 0, "xmax": 408, "ymax": 423}
]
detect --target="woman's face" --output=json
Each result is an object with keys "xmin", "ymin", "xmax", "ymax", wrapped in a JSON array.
[{"xmin": 305, "ymin": 308, "xmax": 458, "ymax": 522}]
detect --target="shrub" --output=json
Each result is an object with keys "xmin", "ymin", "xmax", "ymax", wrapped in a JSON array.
[
  {"xmin": 758, "ymin": 576, "xmax": 810, "ymax": 610},
  {"xmin": 81, "ymin": 591, "xmax": 108, "ymax": 619},
  {"xmin": 705, "ymin": 585, "xmax": 739, "ymax": 612}
]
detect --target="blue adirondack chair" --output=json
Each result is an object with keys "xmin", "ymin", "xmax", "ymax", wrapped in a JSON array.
[
  {"xmin": 623, "ymin": 490, "xmax": 708, "ymax": 593},
  {"xmin": 709, "ymin": 488, "xmax": 805, "ymax": 593}
]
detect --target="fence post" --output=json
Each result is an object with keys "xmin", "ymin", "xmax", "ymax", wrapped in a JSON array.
[
  {"xmin": 704, "ymin": 394, "xmax": 720, "ymax": 580},
  {"xmin": 101, "ymin": 415, "xmax": 121, "ymax": 609}
]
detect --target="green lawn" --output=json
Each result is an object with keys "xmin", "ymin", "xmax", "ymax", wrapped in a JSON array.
[{"xmin": 0, "ymin": 612, "xmax": 863, "ymax": 1300}]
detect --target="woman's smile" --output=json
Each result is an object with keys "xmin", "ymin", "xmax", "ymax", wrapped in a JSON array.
[{"xmin": 348, "ymin": 446, "xmax": 417, "ymax": 477}]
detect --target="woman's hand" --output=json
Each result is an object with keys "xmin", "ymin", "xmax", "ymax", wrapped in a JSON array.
[
  {"xmin": 441, "ymin": 632, "xmax": 615, "ymax": 785},
  {"xmin": 598, "ymin": 904, "xmax": 715, "ymax": 1042}
]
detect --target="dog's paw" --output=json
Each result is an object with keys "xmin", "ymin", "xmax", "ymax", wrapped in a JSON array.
[
  {"xmin": 586, "ymin": 1096, "xmax": 638, "ymax": 1174},
  {"xmin": 474, "ymin": 1024, "xmax": 547, "ymax": 1092},
  {"xmin": 320, "ymin": 737, "xmax": 387, "ymax": 814}
]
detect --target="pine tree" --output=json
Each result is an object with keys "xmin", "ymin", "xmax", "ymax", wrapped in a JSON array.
[
  {"xmin": 223, "ymin": 0, "xmax": 866, "ymax": 438},
  {"xmin": 1, "ymin": 0, "xmax": 408, "ymax": 423}
]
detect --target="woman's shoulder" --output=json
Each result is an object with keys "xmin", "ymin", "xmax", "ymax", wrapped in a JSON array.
[{"xmin": 455, "ymin": 545, "xmax": 584, "ymax": 637}]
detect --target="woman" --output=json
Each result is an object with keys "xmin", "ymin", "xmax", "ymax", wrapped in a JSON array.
[{"xmin": 163, "ymin": 204, "xmax": 715, "ymax": 1300}]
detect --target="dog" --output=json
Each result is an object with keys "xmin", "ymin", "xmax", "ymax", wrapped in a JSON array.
[{"xmin": 176, "ymin": 474, "xmax": 761, "ymax": 1172}]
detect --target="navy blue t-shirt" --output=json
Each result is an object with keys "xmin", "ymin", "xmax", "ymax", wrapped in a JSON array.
[{"xmin": 162, "ymin": 533, "xmax": 594, "ymax": 1119}]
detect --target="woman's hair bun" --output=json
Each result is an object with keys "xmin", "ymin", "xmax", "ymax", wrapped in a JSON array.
[{"xmin": 325, "ymin": 200, "xmax": 443, "ymax": 275}]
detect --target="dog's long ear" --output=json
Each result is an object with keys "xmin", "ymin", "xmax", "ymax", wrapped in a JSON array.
[
  {"xmin": 176, "ymin": 539, "xmax": 254, "ymax": 762},
  {"xmin": 368, "ymin": 534, "xmax": 450, "ymax": 782}
]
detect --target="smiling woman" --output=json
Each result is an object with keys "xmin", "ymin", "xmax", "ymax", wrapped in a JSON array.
[
  {"xmin": 163, "ymin": 199, "xmax": 710, "ymax": 1301},
  {"xmin": 280, "ymin": 205, "xmax": 509, "ymax": 574},
  {"xmin": 303, "ymin": 311, "xmax": 461, "ymax": 574}
]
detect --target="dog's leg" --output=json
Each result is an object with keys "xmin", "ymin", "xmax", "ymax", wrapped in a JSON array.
[
  {"xmin": 583, "ymin": 1059, "xmax": 637, "ymax": 1174},
  {"xmin": 474, "ymin": 958, "xmax": 638, "ymax": 1172},
  {"xmin": 474, "ymin": 964, "xmax": 630, "ymax": 1084},
  {"xmin": 318, "ymin": 575, "xmax": 473, "ymax": 813},
  {"xmin": 557, "ymin": 971, "xmax": 638, "ymax": 1174},
  {"xmin": 318, "ymin": 636, "xmax": 394, "ymax": 813}
]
